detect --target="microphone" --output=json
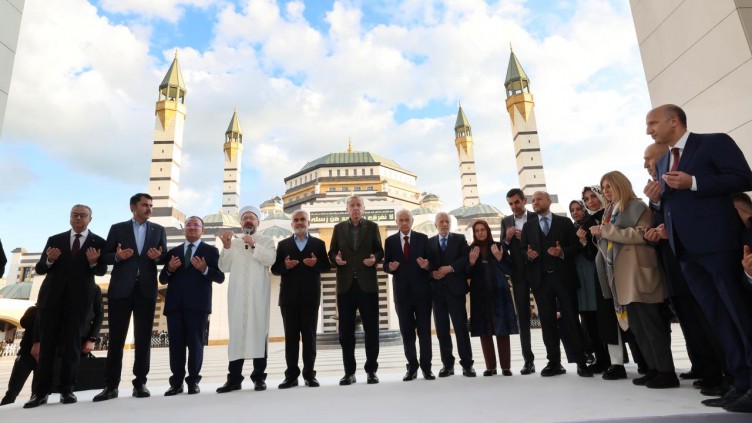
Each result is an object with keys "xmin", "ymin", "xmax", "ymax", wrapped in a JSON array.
[{"xmin": 244, "ymin": 228, "xmax": 252, "ymax": 249}]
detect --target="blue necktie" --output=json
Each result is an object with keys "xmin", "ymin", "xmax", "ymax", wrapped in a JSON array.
[
  {"xmin": 440, "ymin": 237, "xmax": 447, "ymax": 251},
  {"xmin": 541, "ymin": 217, "xmax": 550, "ymax": 236}
]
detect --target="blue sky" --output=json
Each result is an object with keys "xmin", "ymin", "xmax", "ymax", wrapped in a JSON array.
[{"xmin": 0, "ymin": 0, "xmax": 651, "ymax": 277}]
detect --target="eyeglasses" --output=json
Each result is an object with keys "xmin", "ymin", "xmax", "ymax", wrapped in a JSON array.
[{"xmin": 70, "ymin": 213, "xmax": 90, "ymax": 219}]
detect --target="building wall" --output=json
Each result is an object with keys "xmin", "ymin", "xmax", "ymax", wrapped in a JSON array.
[
  {"xmin": 0, "ymin": 0, "xmax": 25, "ymax": 138},
  {"xmin": 630, "ymin": 0, "xmax": 752, "ymax": 158}
]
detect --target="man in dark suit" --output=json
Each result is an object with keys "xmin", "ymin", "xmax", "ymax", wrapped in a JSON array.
[
  {"xmin": 24, "ymin": 204, "xmax": 107, "ymax": 408},
  {"xmin": 1, "ymin": 306, "xmax": 37, "ymax": 406},
  {"xmin": 159, "ymin": 216, "xmax": 224, "ymax": 396},
  {"xmin": 271, "ymin": 210, "xmax": 330, "ymax": 389},
  {"xmin": 328, "ymin": 195, "xmax": 384, "ymax": 386},
  {"xmin": 644, "ymin": 143, "xmax": 726, "ymax": 395},
  {"xmin": 94, "ymin": 193, "xmax": 167, "ymax": 402},
  {"xmin": 502, "ymin": 188, "xmax": 536, "ymax": 375},
  {"xmin": 427, "ymin": 212, "xmax": 475, "ymax": 378},
  {"xmin": 384, "ymin": 209, "xmax": 434, "ymax": 381},
  {"xmin": 644, "ymin": 104, "xmax": 752, "ymax": 412},
  {"xmin": 520, "ymin": 191, "xmax": 592, "ymax": 378}
]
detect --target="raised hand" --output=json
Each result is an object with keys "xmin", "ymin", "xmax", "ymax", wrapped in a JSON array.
[
  {"xmin": 86, "ymin": 247, "xmax": 101, "ymax": 265},
  {"xmin": 527, "ymin": 245, "xmax": 539, "ymax": 261},
  {"xmin": 285, "ymin": 255, "xmax": 300, "ymax": 269},
  {"xmin": 490, "ymin": 244, "xmax": 503, "ymax": 262},
  {"xmin": 469, "ymin": 246, "xmax": 480, "ymax": 265},
  {"xmin": 335, "ymin": 251, "xmax": 347, "ymax": 266},
  {"xmin": 191, "ymin": 255, "xmax": 208, "ymax": 273},
  {"xmin": 303, "ymin": 253, "xmax": 318, "ymax": 267},
  {"xmin": 147, "ymin": 246, "xmax": 163, "ymax": 260},
  {"xmin": 547, "ymin": 241, "xmax": 563, "ymax": 258},
  {"xmin": 662, "ymin": 171, "xmax": 692, "ymax": 190},
  {"xmin": 644, "ymin": 179, "xmax": 662, "ymax": 203},
  {"xmin": 505, "ymin": 227, "xmax": 516, "ymax": 243},
  {"xmin": 388, "ymin": 261, "xmax": 400, "ymax": 272},
  {"xmin": 220, "ymin": 231, "xmax": 234, "ymax": 249},
  {"xmin": 166, "ymin": 255, "xmax": 181, "ymax": 273},
  {"xmin": 416, "ymin": 257, "xmax": 430, "ymax": 270},
  {"xmin": 46, "ymin": 247, "xmax": 62, "ymax": 263},
  {"xmin": 363, "ymin": 254, "xmax": 376, "ymax": 267},
  {"xmin": 742, "ymin": 245, "xmax": 752, "ymax": 277}
]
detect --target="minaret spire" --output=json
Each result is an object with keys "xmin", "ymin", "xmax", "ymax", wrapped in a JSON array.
[
  {"xmin": 504, "ymin": 48, "xmax": 556, "ymax": 202},
  {"xmin": 454, "ymin": 104, "xmax": 480, "ymax": 207},
  {"xmin": 148, "ymin": 53, "xmax": 188, "ymax": 228},
  {"xmin": 222, "ymin": 108, "xmax": 243, "ymax": 215}
]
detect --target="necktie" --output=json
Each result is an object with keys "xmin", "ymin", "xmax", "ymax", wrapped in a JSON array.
[
  {"xmin": 403, "ymin": 235, "xmax": 410, "ymax": 260},
  {"xmin": 541, "ymin": 217, "xmax": 550, "ymax": 236},
  {"xmin": 72, "ymin": 233, "xmax": 81, "ymax": 257},
  {"xmin": 184, "ymin": 243, "xmax": 193, "ymax": 269},
  {"xmin": 440, "ymin": 237, "xmax": 447, "ymax": 252},
  {"xmin": 670, "ymin": 147, "xmax": 680, "ymax": 172}
]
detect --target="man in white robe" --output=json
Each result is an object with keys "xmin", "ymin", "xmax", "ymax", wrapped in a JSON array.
[{"xmin": 216, "ymin": 205, "xmax": 276, "ymax": 392}]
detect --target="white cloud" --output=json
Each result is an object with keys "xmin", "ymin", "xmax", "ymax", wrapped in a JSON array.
[{"xmin": 99, "ymin": 0, "xmax": 219, "ymax": 23}]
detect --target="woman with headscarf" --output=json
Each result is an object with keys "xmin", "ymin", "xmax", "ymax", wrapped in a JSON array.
[
  {"xmin": 569, "ymin": 200, "xmax": 609, "ymax": 373},
  {"xmin": 591, "ymin": 171, "xmax": 678, "ymax": 389},
  {"xmin": 467, "ymin": 219, "xmax": 518, "ymax": 376}
]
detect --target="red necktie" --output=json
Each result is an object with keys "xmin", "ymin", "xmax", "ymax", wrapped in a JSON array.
[
  {"xmin": 670, "ymin": 147, "xmax": 680, "ymax": 172},
  {"xmin": 72, "ymin": 233, "xmax": 82, "ymax": 257},
  {"xmin": 403, "ymin": 235, "xmax": 410, "ymax": 260}
]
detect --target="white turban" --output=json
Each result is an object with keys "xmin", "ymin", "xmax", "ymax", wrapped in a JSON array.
[{"xmin": 239, "ymin": 205, "xmax": 261, "ymax": 219}]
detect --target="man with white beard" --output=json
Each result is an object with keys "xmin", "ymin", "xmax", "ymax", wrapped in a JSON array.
[{"xmin": 216, "ymin": 205, "xmax": 276, "ymax": 393}]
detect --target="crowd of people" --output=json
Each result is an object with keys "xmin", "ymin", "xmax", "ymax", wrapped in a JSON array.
[{"xmin": 1, "ymin": 103, "xmax": 751, "ymax": 414}]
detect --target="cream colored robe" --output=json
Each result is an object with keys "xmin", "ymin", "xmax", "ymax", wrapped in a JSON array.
[{"xmin": 219, "ymin": 234, "xmax": 276, "ymax": 361}]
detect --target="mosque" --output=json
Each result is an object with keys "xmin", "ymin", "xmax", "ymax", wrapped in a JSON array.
[{"xmin": 0, "ymin": 49, "xmax": 556, "ymax": 347}]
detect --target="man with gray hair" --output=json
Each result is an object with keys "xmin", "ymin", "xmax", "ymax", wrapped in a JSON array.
[
  {"xmin": 271, "ymin": 210, "xmax": 330, "ymax": 389},
  {"xmin": 384, "ymin": 209, "xmax": 434, "ymax": 381},
  {"xmin": 216, "ymin": 205, "xmax": 276, "ymax": 393}
]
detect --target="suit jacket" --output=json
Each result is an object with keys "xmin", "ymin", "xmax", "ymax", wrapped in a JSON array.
[
  {"xmin": 35, "ymin": 230, "xmax": 107, "ymax": 311},
  {"xmin": 502, "ymin": 211, "xmax": 537, "ymax": 281},
  {"xmin": 383, "ymin": 231, "xmax": 431, "ymax": 302},
  {"xmin": 520, "ymin": 214, "xmax": 579, "ymax": 290},
  {"xmin": 427, "ymin": 232, "xmax": 469, "ymax": 296},
  {"xmin": 328, "ymin": 219, "xmax": 384, "ymax": 294},
  {"xmin": 103, "ymin": 219, "xmax": 168, "ymax": 300},
  {"xmin": 271, "ymin": 234, "xmax": 331, "ymax": 307},
  {"xmin": 159, "ymin": 241, "xmax": 225, "ymax": 314},
  {"xmin": 656, "ymin": 132, "xmax": 752, "ymax": 255},
  {"xmin": 82, "ymin": 285, "xmax": 104, "ymax": 340}
]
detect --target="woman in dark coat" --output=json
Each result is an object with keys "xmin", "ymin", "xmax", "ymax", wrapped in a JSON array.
[{"xmin": 467, "ymin": 219, "xmax": 518, "ymax": 376}]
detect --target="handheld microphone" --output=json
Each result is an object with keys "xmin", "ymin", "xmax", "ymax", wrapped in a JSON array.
[{"xmin": 244, "ymin": 228, "xmax": 252, "ymax": 249}]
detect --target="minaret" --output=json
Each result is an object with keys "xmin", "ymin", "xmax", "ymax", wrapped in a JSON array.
[
  {"xmin": 149, "ymin": 52, "xmax": 187, "ymax": 228},
  {"xmin": 454, "ymin": 104, "xmax": 481, "ymax": 207},
  {"xmin": 222, "ymin": 108, "xmax": 243, "ymax": 216},
  {"xmin": 504, "ymin": 47, "xmax": 552, "ymax": 200}
]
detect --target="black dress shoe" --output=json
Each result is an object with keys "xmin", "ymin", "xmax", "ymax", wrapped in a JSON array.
[
  {"xmin": 577, "ymin": 363, "xmax": 594, "ymax": 377},
  {"xmin": 164, "ymin": 385, "xmax": 183, "ymax": 396},
  {"xmin": 216, "ymin": 381, "xmax": 242, "ymax": 393},
  {"xmin": 587, "ymin": 361, "xmax": 608, "ymax": 374},
  {"xmin": 132, "ymin": 384, "xmax": 150, "ymax": 398},
  {"xmin": 60, "ymin": 391, "xmax": 77, "ymax": 404},
  {"xmin": 438, "ymin": 367, "xmax": 454, "ymax": 378},
  {"xmin": 367, "ymin": 372, "xmax": 379, "ymax": 384},
  {"xmin": 483, "ymin": 369, "xmax": 497, "ymax": 377},
  {"xmin": 724, "ymin": 388, "xmax": 752, "ymax": 413},
  {"xmin": 646, "ymin": 372, "xmax": 680, "ymax": 389},
  {"xmin": 422, "ymin": 370, "xmax": 436, "ymax": 380},
  {"xmin": 23, "ymin": 394, "xmax": 48, "ymax": 409},
  {"xmin": 679, "ymin": 370, "xmax": 700, "ymax": 380},
  {"xmin": 403, "ymin": 370, "xmax": 417, "ymax": 381},
  {"xmin": 632, "ymin": 370, "xmax": 658, "ymax": 386},
  {"xmin": 703, "ymin": 387, "xmax": 743, "ymax": 407},
  {"xmin": 339, "ymin": 374, "xmax": 356, "ymax": 386},
  {"xmin": 93, "ymin": 387, "xmax": 119, "ymax": 402},
  {"xmin": 540, "ymin": 362, "xmax": 566, "ymax": 377},
  {"xmin": 602, "ymin": 365, "xmax": 627, "ymax": 380},
  {"xmin": 254, "ymin": 380, "xmax": 267, "ymax": 391},
  {"xmin": 0, "ymin": 395, "xmax": 15, "ymax": 406},
  {"xmin": 304, "ymin": 377, "xmax": 320, "ymax": 387},
  {"xmin": 502, "ymin": 369, "xmax": 512, "ymax": 376},
  {"xmin": 187, "ymin": 384, "xmax": 200, "ymax": 394},
  {"xmin": 637, "ymin": 366, "xmax": 648, "ymax": 375},
  {"xmin": 462, "ymin": 367, "xmax": 476, "ymax": 377},
  {"xmin": 701, "ymin": 383, "xmax": 730, "ymax": 397},
  {"xmin": 278, "ymin": 378, "xmax": 299, "ymax": 389},
  {"xmin": 520, "ymin": 361, "xmax": 535, "ymax": 375}
]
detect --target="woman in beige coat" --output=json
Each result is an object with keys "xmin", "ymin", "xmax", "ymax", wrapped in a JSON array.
[{"xmin": 591, "ymin": 171, "xmax": 678, "ymax": 389}]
